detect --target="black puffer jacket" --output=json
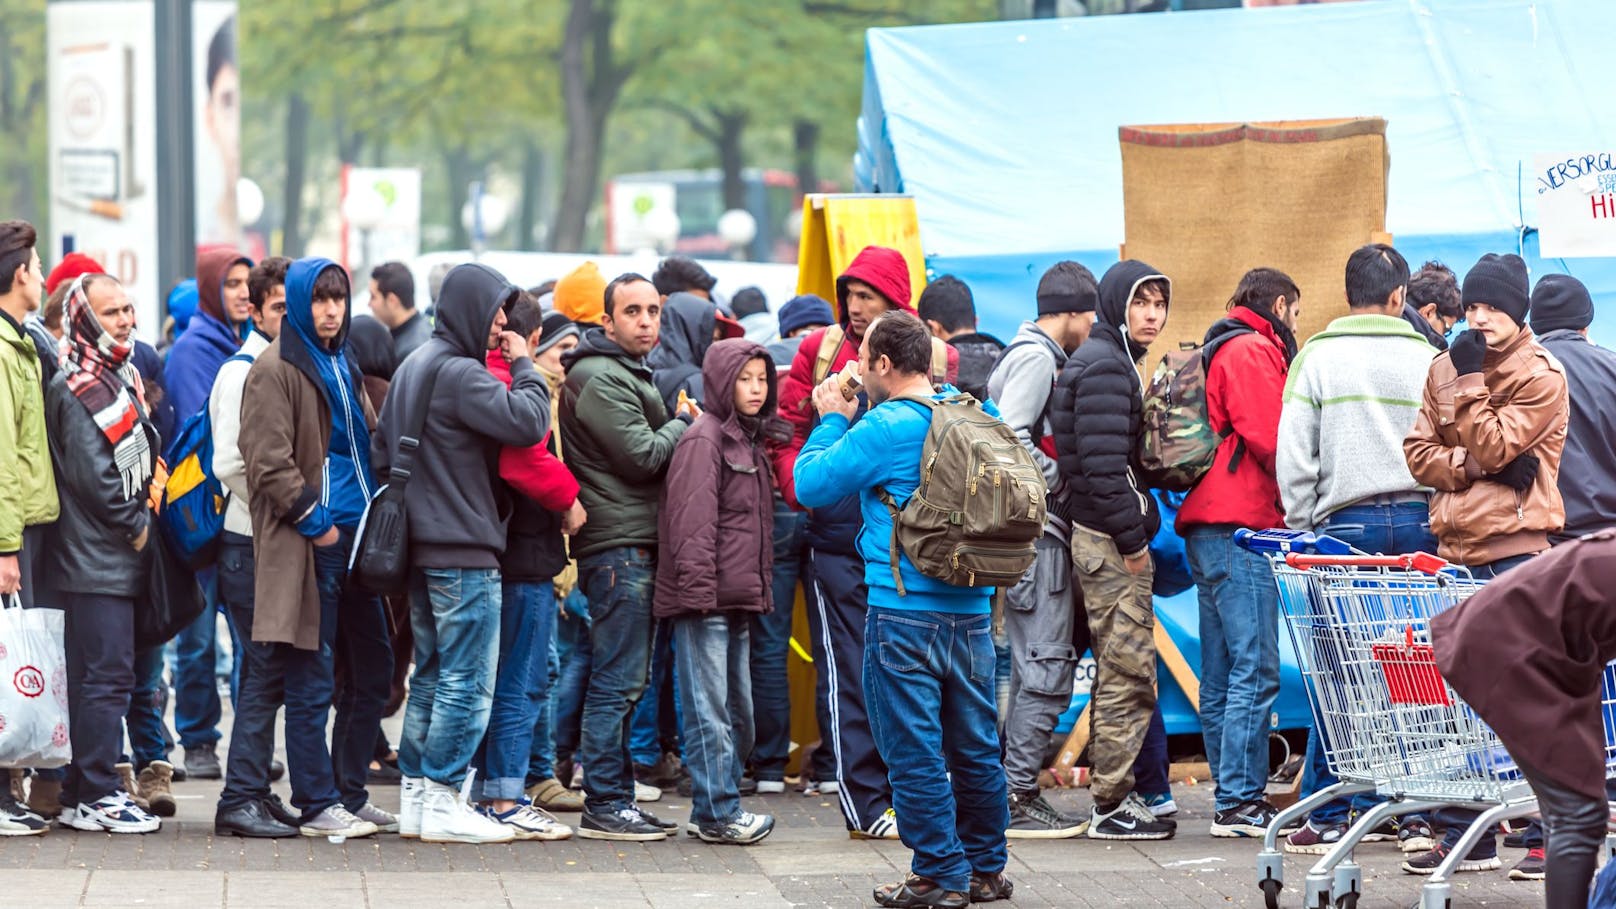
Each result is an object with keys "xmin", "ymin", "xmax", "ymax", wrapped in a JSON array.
[
  {"xmin": 948, "ymin": 331, "xmax": 1006, "ymax": 403},
  {"xmin": 1050, "ymin": 260, "xmax": 1168, "ymax": 557},
  {"xmin": 44, "ymin": 375, "xmax": 155, "ymax": 597}
]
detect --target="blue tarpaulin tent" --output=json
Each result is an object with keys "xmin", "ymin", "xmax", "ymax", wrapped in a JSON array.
[
  {"xmin": 857, "ymin": 0, "xmax": 1616, "ymax": 346},
  {"xmin": 858, "ymin": 0, "xmax": 1616, "ymax": 739}
]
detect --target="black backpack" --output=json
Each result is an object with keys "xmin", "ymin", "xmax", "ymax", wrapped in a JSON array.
[{"xmin": 350, "ymin": 359, "xmax": 446, "ymax": 595}]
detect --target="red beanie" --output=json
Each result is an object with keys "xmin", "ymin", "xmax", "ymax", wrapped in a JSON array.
[{"xmin": 46, "ymin": 252, "xmax": 108, "ymax": 296}]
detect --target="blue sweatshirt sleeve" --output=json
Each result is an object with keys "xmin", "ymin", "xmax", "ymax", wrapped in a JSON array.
[{"xmin": 794, "ymin": 412, "xmax": 893, "ymax": 508}]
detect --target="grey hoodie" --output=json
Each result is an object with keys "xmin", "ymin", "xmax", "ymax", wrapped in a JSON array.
[{"xmin": 372, "ymin": 263, "xmax": 550, "ymax": 568}]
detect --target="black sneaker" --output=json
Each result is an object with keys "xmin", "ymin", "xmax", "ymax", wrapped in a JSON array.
[
  {"xmin": 1088, "ymin": 793, "xmax": 1175, "ymax": 840},
  {"xmin": 1006, "ymin": 790, "xmax": 1086, "ymax": 839},
  {"xmin": 693, "ymin": 811, "xmax": 775, "ymax": 845},
  {"xmin": 576, "ymin": 807, "xmax": 668, "ymax": 842},
  {"xmin": 1402, "ymin": 841, "xmax": 1501, "ymax": 874},
  {"xmin": 633, "ymin": 806, "xmax": 680, "ymax": 831},
  {"xmin": 1210, "ymin": 799, "xmax": 1279, "ymax": 838},
  {"xmin": 0, "ymin": 791, "xmax": 48, "ymax": 837},
  {"xmin": 185, "ymin": 743, "xmax": 223, "ymax": 780}
]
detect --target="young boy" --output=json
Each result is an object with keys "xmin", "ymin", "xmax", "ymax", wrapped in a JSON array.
[{"xmin": 654, "ymin": 338, "xmax": 781, "ymax": 845}]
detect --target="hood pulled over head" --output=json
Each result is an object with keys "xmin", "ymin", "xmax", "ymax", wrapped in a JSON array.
[{"xmin": 433, "ymin": 263, "xmax": 520, "ymax": 358}]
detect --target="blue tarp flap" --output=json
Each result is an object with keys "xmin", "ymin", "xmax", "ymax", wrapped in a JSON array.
[{"xmin": 860, "ymin": 0, "xmax": 1616, "ymax": 344}]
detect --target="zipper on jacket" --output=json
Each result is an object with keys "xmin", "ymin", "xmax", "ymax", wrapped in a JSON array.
[{"xmin": 330, "ymin": 353, "xmax": 374, "ymax": 503}]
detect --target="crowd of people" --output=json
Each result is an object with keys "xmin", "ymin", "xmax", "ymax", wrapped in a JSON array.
[{"xmin": 1, "ymin": 214, "xmax": 1610, "ymax": 906}]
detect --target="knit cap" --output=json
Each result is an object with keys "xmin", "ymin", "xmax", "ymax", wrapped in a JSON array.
[
  {"xmin": 1527, "ymin": 274, "xmax": 1594, "ymax": 334},
  {"xmin": 554, "ymin": 261, "xmax": 607, "ymax": 325},
  {"xmin": 1461, "ymin": 253, "xmax": 1530, "ymax": 327}
]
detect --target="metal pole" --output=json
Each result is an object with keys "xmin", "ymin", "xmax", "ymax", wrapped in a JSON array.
[{"xmin": 154, "ymin": 0, "xmax": 195, "ymax": 319}]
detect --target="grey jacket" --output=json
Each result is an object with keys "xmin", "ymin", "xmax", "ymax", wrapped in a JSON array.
[
  {"xmin": 986, "ymin": 320, "xmax": 1071, "ymax": 534},
  {"xmin": 373, "ymin": 264, "xmax": 549, "ymax": 569},
  {"xmin": 1538, "ymin": 329, "xmax": 1616, "ymax": 542}
]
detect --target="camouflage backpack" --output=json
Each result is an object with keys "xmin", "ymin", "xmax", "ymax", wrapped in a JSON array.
[
  {"xmin": 1137, "ymin": 327, "xmax": 1253, "ymax": 492},
  {"xmin": 878, "ymin": 394, "xmax": 1046, "ymax": 592}
]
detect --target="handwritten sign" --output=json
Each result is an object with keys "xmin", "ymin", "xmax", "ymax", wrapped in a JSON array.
[{"xmin": 1535, "ymin": 152, "xmax": 1616, "ymax": 258}]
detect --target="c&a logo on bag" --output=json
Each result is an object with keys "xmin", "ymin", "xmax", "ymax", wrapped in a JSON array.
[{"xmin": 13, "ymin": 666, "xmax": 45, "ymax": 699}]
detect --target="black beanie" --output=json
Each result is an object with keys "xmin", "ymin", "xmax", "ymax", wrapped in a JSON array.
[
  {"xmin": 1461, "ymin": 253, "xmax": 1530, "ymax": 327},
  {"xmin": 1528, "ymin": 274, "xmax": 1595, "ymax": 334},
  {"xmin": 1036, "ymin": 260, "xmax": 1099, "ymax": 316}
]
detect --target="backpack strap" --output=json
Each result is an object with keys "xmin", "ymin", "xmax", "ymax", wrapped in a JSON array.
[
  {"xmin": 390, "ymin": 357, "xmax": 449, "ymax": 487},
  {"xmin": 812, "ymin": 324, "xmax": 846, "ymax": 386},
  {"xmin": 929, "ymin": 337, "xmax": 949, "ymax": 387},
  {"xmin": 1199, "ymin": 327, "xmax": 1256, "ymax": 474},
  {"xmin": 873, "ymin": 395, "xmax": 943, "ymax": 596}
]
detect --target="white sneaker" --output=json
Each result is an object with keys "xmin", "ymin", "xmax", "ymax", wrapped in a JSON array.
[
  {"xmin": 65, "ymin": 793, "xmax": 160, "ymax": 834},
  {"xmin": 851, "ymin": 807, "xmax": 900, "ymax": 840},
  {"xmin": 419, "ymin": 778, "xmax": 516, "ymax": 845},
  {"xmin": 755, "ymin": 780, "xmax": 786, "ymax": 794},
  {"xmin": 819, "ymin": 780, "xmax": 840, "ymax": 795},
  {"xmin": 399, "ymin": 777, "xmax": 423, "ymax": 838},
  {"xmin": 482, "ymin": 801, "xmax": 573, "ymax": 841},
  {"xmin": 634, "ymin": 781, "xmax": 663, "ymax": 803},
  {"xmin": 299, "ymin": 805, "xmax": 380, "ymax": 839}
]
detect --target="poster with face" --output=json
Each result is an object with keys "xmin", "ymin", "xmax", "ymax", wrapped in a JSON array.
[
  {"xmin": 47, "ymin": 1, "xmax": 161, "ymax": 333},
  {"xmin": 194, "ymin": 2, "xmax": 240, "ymax": 249}
]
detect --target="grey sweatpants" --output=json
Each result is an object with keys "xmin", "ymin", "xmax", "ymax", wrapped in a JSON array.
[{"xmin": 1001, "ymin": 534, "xmax": 1080, "ymax": 794}]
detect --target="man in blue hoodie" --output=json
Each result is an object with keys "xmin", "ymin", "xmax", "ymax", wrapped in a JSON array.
[
  {"xmin": 165, "ymin": 246, "xmax": 254, "ymax": 781},
  {"xmin": 796, "ymin": 311, "xmax": 1011, "ymax": 909},
  {"xmin": 238, "ymin": 259, "xmax": 393, "ymax": 840}
]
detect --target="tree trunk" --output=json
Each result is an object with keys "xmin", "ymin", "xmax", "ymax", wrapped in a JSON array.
[
  {"xmin": 552, "ymin": 0, "xmax": 631, "ymax": 253},
  {"xmin": 793, "ymin": 119, "xmax": 820, "ymax": 199},
  {"xmin": 519, "ymin": 139, "xmax": 545, "ymax": 250},
  {"xmin": 716, "ymin": 108, "xmax": 748, "ymax": 212},
  {"xmin": 281, "ymin": 93, "xmax": 309, "ymax": 257}
]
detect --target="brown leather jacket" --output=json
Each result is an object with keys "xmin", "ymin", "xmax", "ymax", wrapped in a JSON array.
[{"xmin": 1403, "ymin": 327, "xmax": 1568, "ymax": 566}]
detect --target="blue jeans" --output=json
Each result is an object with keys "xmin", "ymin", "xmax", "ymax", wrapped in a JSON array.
[
  {"xmin": 172, "ymin": 569, "xmax": 240, "ymax": 748},
  {"xmin": 1186, "ymin": 527, "xmax": 1281, "ymax": 811},
  {"xmin": 1305, "ymin": 503, "xmax": 1437, "ymax": 824},
  {"xmin": 126, "ymin": 646, "xmax": 172, "ymax": 768},
  {"xmin": 629, "ymin": 619, "xmax": 680, "ymax": 767},
  {"xmin": 527, "ymin": 628, "xmax": 561, "ymax": 784},
  {"xmin": 538, "ymin": 596, "xmax": 593, "ymax": 781},
  {"xmin": 864, "ymin": 606, "xmax": 1008, "ymax": 893},
  {"xmin": 578, "ymin": 547, "xmax": 656, "ymax": 814},
  {"xmin": 399, "ymin": 567, "xmax": 502, "ymax": 788},
  {"xmin": 675, "ymin": 613, "xmax": 753, "ymax": 825},
  {"xmin": 476, "ymin": 581, "xmax": 556, "ymax": 801},
  {"xmin": 750, "ymin": 502, "xmax": 804, "ymax": 782}
]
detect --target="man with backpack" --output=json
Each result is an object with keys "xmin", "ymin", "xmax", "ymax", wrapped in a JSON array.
[
  {"xmin": 1174, "ymin": 267, "xmax": 1299, "ymax": 838},
  {"xmin": 1276, "ymin": 244, "xmax": 1442, "ymax": 855},
  {"xmin": 985, "ymin": 260, "xmax": 1100, "ymax": 839},
  {"xmin": 1049, "ymin": 259, "xmax": 1174, "ymax": 841},
  {"xmin": 796, "ymin": 310, "xmax": 1016, "ymax": 909},
  {"xmin": 774, "ymin": 245, "xmax": 957, "ymax": 836},
  {"xmin": 917, "ymin": 275, "xmax": 1004, "ymax": 402},
  {"xmin": 238, "ymin": 258, "xmax": 393, "ymax": 841},
  {"xmin": 210, "ymin": 256, "xmax": 299, "ymax": 838}
]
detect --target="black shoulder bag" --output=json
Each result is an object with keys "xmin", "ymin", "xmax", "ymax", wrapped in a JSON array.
[{"xmin": 350, "ymin": 358, "xmax": 446, "ymax": 595}]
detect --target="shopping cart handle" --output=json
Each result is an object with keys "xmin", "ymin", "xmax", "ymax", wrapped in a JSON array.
[
  {"xmin": 1233, "ymin": 528, "xmax": 1356, "ymax": 555},
  {"xmin": 1282, "ymin": 551, "xmax": 1452, "ymax": 575}
]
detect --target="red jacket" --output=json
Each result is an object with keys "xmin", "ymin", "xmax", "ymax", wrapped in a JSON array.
[
  {"xmin": 488, "ymin": 349, "xmax": 578, "ymax": 512},
  {"xmin": 772, "ymin": 246, "xmax": 959, "ymax": 510},
  {"xmin": 1176, "ymin": 306, "xmax": 1289, "ymax": 532}
]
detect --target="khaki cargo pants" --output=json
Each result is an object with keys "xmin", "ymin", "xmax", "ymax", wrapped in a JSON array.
[{"xmin": 1069, "ymin": 523, "xmax": 1158, "ymax": 807}]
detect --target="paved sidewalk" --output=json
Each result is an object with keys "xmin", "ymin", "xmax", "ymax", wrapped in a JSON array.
[{"xmin": 3, "ymin": 772, "xmax": 1544, "ymax": 908}]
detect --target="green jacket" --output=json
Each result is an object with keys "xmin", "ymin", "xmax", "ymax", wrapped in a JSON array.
[
  {"xmin": 559, "ymin": 328, "xmax": 688, "ymax": 559},
  {"xmin": 0, "ymin": 314, "xmax": 59, "ymax": 553}
]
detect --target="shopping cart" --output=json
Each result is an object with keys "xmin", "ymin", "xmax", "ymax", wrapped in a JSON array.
[{"xmin": 1235, "ymin": 529, "xmax": 1536, "ymax": 909}]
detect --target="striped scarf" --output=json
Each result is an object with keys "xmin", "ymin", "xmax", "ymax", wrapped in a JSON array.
[{"xmin": 60, "ymin": 276, "xmax": 152, "ymax": 500}]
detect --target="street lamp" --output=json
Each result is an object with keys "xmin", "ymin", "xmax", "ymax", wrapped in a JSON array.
[
  {"xmin": 461, "ymin": 182, "xmax": 511, "ymax": 259},
  {"xmin": 343, "ymin": 183, "xmax": 387, "ymax": 277},
  {"xmin": 642, "ymin": 206, "xmax": 681, "ymax": 255},
  {"xmin": 717, "ymin": 208, "xmax": 758, "ymax": 260},
  {"xmin": 236, "ymin": 177, "xmax": 265, "ymax": 228}
]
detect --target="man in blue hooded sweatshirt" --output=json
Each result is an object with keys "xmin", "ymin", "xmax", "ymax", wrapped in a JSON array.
[
  {"xmin": 238, "ymin": 259, "xmax": 394, "ymax": 840},
  {"xmin": 165, "ymin": 246, "xmax": 254, "ymax": 781}
]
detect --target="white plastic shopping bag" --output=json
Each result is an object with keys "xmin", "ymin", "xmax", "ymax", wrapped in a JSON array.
[{"xmin": 0, "ymin": 595, "xmax": 71, "ymax": 768}]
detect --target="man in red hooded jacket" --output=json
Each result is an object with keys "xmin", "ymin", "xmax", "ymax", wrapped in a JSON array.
[
  {"xmin": 773, "ymin": 246, "xmax": 957, "ymax": 838},
  {"xmin": 1175, "ymin": 267, "xmax": 1298, "ymax": 838}
]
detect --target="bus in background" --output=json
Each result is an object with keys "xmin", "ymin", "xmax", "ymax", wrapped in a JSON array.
[{"xmin": 604, "ymin": 168, "xmax": 823, "ymax": 263}]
